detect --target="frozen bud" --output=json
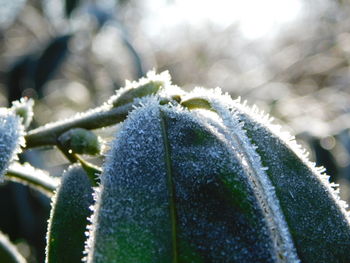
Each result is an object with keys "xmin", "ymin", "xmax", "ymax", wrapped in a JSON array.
[
  {"xmin": 58, "ymin": 128, "xmax": 103, "ymax": 155},
  {"xmin": 11, "ymin": 97, "xmax": 34, "ymax": 128},
  {"xmin": 112, "ymin": 80, "xmax": 164, "ymax": 107}
]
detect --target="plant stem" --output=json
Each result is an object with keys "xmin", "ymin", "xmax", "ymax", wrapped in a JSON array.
[
  {"xmin": 25, "ymin": 103, "xmax": 133, "ymax": 148},
  {"xmin": 5, "ymin": 163, "xmax": 59, "ymax": 196}
]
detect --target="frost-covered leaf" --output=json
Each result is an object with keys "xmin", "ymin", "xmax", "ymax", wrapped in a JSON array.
[
  {"xmin": 0, "ymin": 109, "xmax": 24, "ymax": 182},
  {"xmin": 86, "ymin": 98, "xmax": 286, "ymax": 263},
  {"xmin": 108, "ymin": 70, "xmax": 181, "ymax": 108},
  {"xmin": 187, "ymin": 87, "xmax": 350, "ymax": 262},
  {"xmin": 78, "ymin": 72, "xmax": 350, "ymax": 262},
  {"xmin": 229, "ymin": 100, "xmax": 350, "ymax": 263},
  {"xmin": 46, "ymin": 165, "xmax": 94, "ymax": 263},
  {"xmin": 0, "ymin": 231, "xmax": 26, "ymax": 263}
]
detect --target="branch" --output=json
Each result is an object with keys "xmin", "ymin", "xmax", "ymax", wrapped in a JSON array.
[
  {"xmin": 5, "ymin": 163, "xmax": 59, "ymax": 196},
  {"xmin": 25, "ymin": 103, "xmax": 133, "ymax": 148}
]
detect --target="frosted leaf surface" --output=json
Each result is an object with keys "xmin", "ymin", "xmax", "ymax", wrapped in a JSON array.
[
  {"xmin": 162, "ymin": 106, "xmax": 277, "ymax": 262},
  {"xmin": 229, "ymin": 98, "xmax": 350, "ymax": 262},
  {"xmin": 0, "ymin": 109, "xmax": 24, "ymax": 182},
  {"xmin": 185, "ymin": 88, "xmax": 299, "ymax": 262},
  {"xmin": 87, "ymin": 98, "xmax": 173, "ymax": 263},
  {"xmin": 46, "ymin": 165, "xmax": 94, "ymax": 263},
  {"xmin": 87, "ymin": 97, "xmax": 278, "ymax": 262},
  {"xmin": 0, "ymin": 231, "xmax": 26, "ymax": 263}
]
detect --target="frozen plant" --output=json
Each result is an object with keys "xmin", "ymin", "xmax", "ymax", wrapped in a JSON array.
[{"xmin": 0, "ymin": 71, "xmax": 349, "ymax": 263}]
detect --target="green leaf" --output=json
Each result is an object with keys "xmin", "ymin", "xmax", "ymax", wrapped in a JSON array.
[
  {"xmin": 110, "ymin": 73, "xmax": 167, "ymax": 108},
  {"xmin": 232, "ymin": 102, "xmax": 350, "ymax": 263},
  {"xmin": 46, "ymin": 165, "xmax": 94, "ymax": 263},
  {"xmin": 86, "ymin": 98, "xmax": 279, "ymax": 262}
]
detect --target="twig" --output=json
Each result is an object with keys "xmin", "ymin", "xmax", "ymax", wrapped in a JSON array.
[
  {"xmin": 5, "ymin": 163, "xmax": 59, "ymax": 196},
  {"xmin": 25, "ymin": 103, "xmax": 132, "ymax": 148}
]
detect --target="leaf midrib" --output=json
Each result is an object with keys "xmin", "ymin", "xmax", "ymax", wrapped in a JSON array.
[{"xmin": 159, "ymin": 109, "xmax": 179, "ymax": 263}]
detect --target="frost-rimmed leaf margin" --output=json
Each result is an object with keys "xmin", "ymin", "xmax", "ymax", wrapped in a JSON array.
[
  {"xmin": 182, "ymin": 86, "xmax": 350, "ymax": 216},
  {"xmin": 182, "ymin": 87, "xmax": 350, "ymax": 262},
  {"xmin": 83, "ymin": 96, "xmax": 166, "ymax": 263},
  {"xmin": 231, "ymin": 95, "xmax": 349, "ymax": 219},
  {"xmin": 229, "ymin": 96, "xmax": 350, "ymax": 262},
  {"xmin": 45, "ymin": 164, "xmax": 94, "ymax": 263},
  {"xmin": 0, "ymin": 108, "xmax": 25, "ymax": 182},
  {"xmin": 181, "ymin": 88, "xmax": 300, "ymax": 262}
]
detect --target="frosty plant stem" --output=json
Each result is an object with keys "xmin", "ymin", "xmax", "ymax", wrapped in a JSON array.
[{"xmin": 25, "ymin": 103, "xmax": 132, "ymax": 148}]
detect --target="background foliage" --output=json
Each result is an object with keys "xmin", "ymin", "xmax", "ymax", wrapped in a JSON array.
[{"xmin": 1, "ymin": 0, "xmax": 350, "ymax": 262}]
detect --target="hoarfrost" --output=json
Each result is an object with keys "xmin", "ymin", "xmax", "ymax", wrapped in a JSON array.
[
  {"xmin": 87, "ymin": 96, "xmax": 278, "ymax": 262},
  {"xmin": 0, "ymin": 108, "xmax": 25, "ymax": 182},
  {"xmin": 183, "ymin": 87, "xmax": 299, "ymax": 262},
  {"xmin": 46, "ymin": 164, "xmax": 94, "ymax": 263},
  {"xmin": 206, "ymin": 89, "xmax": 350, "ymax": 262}
]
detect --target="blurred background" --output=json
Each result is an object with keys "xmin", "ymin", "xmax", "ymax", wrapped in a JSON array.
[{"xmin": 2, "ymin": 0, "xmax": 350, "ymax": 261}]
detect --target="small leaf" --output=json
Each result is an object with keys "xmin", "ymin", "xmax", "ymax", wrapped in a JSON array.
[
  {"xmin": 180, "ymin": 97, "xmax": 214, "ymax": 112},
  {"xmin": 108, "ymin": 70, "xmax": 173, "ymax": 108},
  {"xmin": 0, "ymin": 231, "xmax": 26, "ymax": 263},
  {"xmin": 11, "ymin": 97, "xmax": 34, "ymax": 128},
  {"xmin": 46, "ymin": 165, "xmax": 94, "ymax": 263}
]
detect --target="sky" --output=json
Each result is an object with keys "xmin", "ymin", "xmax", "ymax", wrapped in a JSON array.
[{"xmin": 143, "ymin": 0, "xmax": 303, "ymax": 39}]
